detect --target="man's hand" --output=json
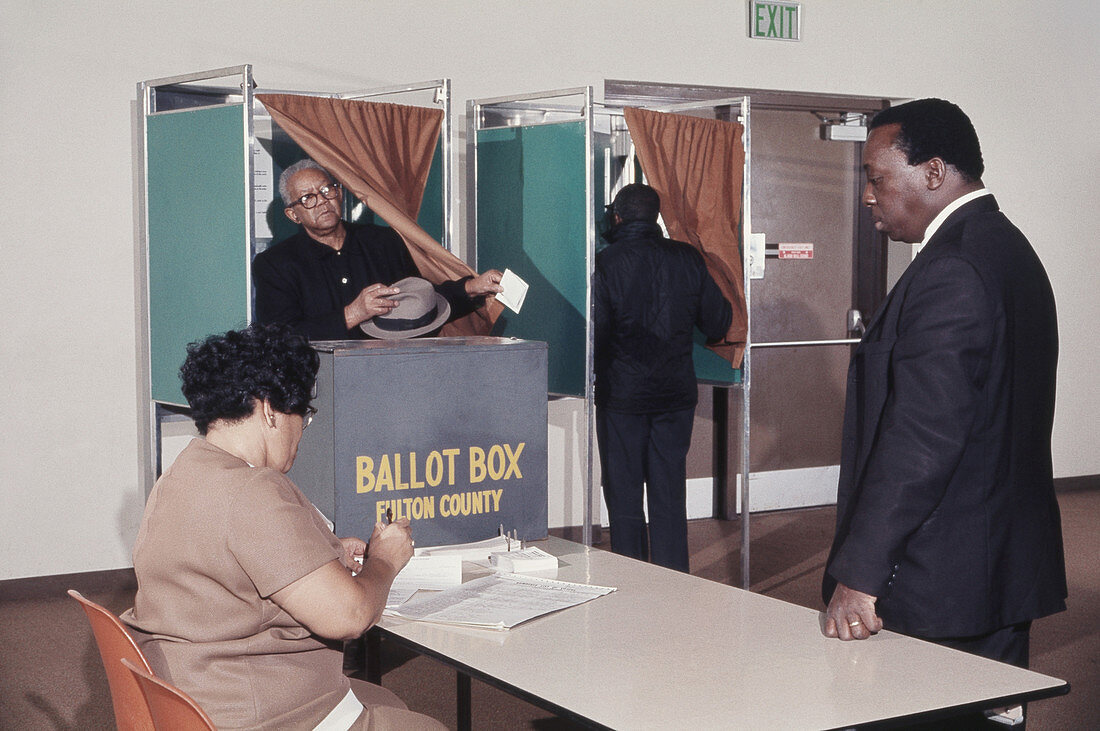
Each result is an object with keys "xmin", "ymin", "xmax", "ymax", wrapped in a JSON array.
[
  {"xmin": 465, "ymin": 269, "xmax": 504, "ymax": 297},
  {"xmin": 344, "ymin": 283, "xmax": 400, "ymax": 329},
  {"xmin": 824, "ymin": 582, "xmax": 883, "ymax": 640}
]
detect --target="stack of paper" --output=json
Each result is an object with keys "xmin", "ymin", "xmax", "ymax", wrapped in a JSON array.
[
  {"xmin": 386, "ymin": 555, "xmax": 462, "ymax": 607},
  {"xmin": 489, "ymin": 546, "xmax": 558, "ymax": 574},
  {"xmin": 388, "ymin": 573, "xmax": 616, "ymax": 630}
]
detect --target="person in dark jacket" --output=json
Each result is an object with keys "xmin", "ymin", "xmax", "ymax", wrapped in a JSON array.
[
  {"xmin": 594, "ymin": 183, "xmax": 732, "ymax": 572},
  {"xmin": 822, "ymin": 100, "xmax": 1066, "ymax": 683},
  {"xmin": 253, "ymin": 159, "xmax": 502, "ymax": 340}
]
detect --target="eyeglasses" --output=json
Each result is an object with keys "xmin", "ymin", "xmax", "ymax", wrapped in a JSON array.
[
  {"xmin": 291, "ymin": 183, "xmax": 341, "ymax": 209},
  {"xmin": 302, "ymin": 406, "xmax": 318, "ymax": 430}
]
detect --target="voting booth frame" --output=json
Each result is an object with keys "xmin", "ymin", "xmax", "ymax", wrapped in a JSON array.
[
  {"xmin": 136, "ymin": 65, "xmax": 886, "ymax": 587},
  {"xmin": 468, "ymin": 87, "xmax": 765, "ymax": 582},
  {"xmin": 136, "ymin": 65, "xmax": 453, "ymax": 410}
]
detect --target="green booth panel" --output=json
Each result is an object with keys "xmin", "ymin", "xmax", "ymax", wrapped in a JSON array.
[
  {"xmin": 477, "ymin": 121, "xmax": 589, "ymax": 397},
  {"xmin": 695, "ymin": 333, "xmax": 742, "ymax": 385},
  {"xmin": 147, "ymin": 104, "xmax": 249, "ymax": 405}
]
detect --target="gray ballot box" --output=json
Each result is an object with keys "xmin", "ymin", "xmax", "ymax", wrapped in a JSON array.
[{"xmin": 289, "ymin": 337, "xmax": 548, "ymax": 547}]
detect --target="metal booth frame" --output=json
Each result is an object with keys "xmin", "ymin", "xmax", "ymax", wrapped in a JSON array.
[
  {"xmin": 466, "ymin": 88, "xmax": 754, "ymax": 583},
  {"xmin": 136, "ymin": 65, "xmax": 454, "ymax": 494}
]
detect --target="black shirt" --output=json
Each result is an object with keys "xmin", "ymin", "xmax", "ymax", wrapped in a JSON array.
[{"xmin": 252, "ymin": 222, "xmax": 472, "ymax": 340}]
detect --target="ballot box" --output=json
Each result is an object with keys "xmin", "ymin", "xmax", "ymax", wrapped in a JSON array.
[{"xmin": 289, "ymin": 337, "xmax": 548, "ymax": 547}]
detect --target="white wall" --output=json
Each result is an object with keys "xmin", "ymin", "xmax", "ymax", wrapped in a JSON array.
[{"xmin": 2, "ymin": 1, "xmax": 1097, "ymax": 580}]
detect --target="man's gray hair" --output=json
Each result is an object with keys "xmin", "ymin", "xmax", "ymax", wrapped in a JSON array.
[{"xmin": 279, "ymin": 159, "xmax": 331, "ymax": 204}]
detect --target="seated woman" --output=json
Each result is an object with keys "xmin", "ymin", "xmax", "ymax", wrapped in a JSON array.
[{"xmin": 121, "ymin": 324, "xmax": 443, "ymax": 730}]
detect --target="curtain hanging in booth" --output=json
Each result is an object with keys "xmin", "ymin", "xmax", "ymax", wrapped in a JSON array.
[
  {"xmin": 256, "ymin": 93, "xmax": 502, "ymax": 336},
  {"xmin": 622, "ymin": 107, "xmax": 747, "ymax": 367}
]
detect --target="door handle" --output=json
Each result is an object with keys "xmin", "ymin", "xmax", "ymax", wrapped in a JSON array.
[{"xmin": 847, "ymin": 308, "xmax": 866, "ymax": 337}]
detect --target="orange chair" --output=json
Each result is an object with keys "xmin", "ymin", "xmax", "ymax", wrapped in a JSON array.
[
  {"xmin": 68, "ymin": 589, "xmax": 155, "ymax": 731},
  {"xmin": 122, "ymin": 658, "xmax": 217, "ymax": 730}
]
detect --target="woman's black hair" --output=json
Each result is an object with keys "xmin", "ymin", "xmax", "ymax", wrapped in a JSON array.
[{"xmin": 180, "ymin": 323, "xmax": 319, "ymax": 435}]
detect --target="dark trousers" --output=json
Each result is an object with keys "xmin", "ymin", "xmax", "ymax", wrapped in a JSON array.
[
  {"xmin": 937, "ymin": 621, "xmax": 1031, "ymax": 668},
  {"xmin": 596, "ymin": 407, "xmax": 695, "ymax": 572}
]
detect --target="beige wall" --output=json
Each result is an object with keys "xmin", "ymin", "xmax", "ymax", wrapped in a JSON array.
[{"xmin": 2, "ymin": 1, "xmax": 1097, "ymax": 579}]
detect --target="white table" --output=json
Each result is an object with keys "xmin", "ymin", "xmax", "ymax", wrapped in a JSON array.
[{"xmin": 369, "ymin": 537, "xmax": 1067, "ymax": 729}]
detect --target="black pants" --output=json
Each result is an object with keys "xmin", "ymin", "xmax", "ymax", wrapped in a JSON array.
[
  {"xmin": 937, "ymin": 621, "xmax": 1031, "ymax": 668},
  {"xmin": 596, "ymin": 407, "xmax": 695, "ymax": 572}
]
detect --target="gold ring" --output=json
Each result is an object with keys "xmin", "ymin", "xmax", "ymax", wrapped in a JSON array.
[{"xmin": 848, "ymin": 620, "xmax": 862, "ymax": 627}]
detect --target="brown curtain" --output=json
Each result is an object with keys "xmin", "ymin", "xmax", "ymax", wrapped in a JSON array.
[
  {"xmin": 256, "ymin": 93, "xmax": 502, "ymax": 336},
  {"xmin": 623, "ymin": 107, "xmax": 748, "ymax": 367}
]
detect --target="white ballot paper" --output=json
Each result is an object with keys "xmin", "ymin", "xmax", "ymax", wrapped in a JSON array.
[
  {"xmin": 489, "ymin": 546, "xmax": 558, "ymax": 574},
  {"xmin": 386, "ymin": 555, "xmax": 462, "ymax": 608},
  {"xmin": 494, "ymin": 268, "xmax": 529, "ymax": 314},
  {"xmin": 388, "ymin": 573, "xmax": 615, "ymax": 630}
]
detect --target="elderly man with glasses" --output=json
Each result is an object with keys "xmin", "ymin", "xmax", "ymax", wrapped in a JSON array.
[{"xmin": 253, "ymin": 159, "xmax": 502, "ymax": 340}]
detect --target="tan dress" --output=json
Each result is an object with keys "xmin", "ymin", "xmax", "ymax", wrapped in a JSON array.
[{"xmin": 121, "ymin": 439, "xmax": 441, "ymax": 730}]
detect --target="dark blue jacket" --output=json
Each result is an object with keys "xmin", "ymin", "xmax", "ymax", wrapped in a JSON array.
[
  {"xmin": 594, "ymin": 221, "xmax": 732, "ymax": 413},
  {"xmin": 823, "ymin": 196, "xmax": 1066, "ymax": 638}
]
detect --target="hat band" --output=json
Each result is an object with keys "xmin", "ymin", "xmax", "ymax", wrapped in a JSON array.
[{"xmin": 373, "ymin": 305, "xmax": 439, "ymax": 333}]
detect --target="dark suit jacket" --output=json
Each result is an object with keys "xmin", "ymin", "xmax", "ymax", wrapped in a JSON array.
[{"xmin": 822, "ymin": 195, "xmax": 1067, "ymax": 639}]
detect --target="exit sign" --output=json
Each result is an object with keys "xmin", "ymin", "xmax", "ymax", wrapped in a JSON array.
[{"xmin": 749, "ymin": 1, "xmax": 801, "ymax": 41}]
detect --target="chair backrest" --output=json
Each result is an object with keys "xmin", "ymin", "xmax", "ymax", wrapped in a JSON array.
[
  {"xmin": 67, "ymin": 589, "xmax": 156, "ymax": 731},
  {"xmin": 122, "ymin": 658, "xmax": 217, "ymax": 730}
]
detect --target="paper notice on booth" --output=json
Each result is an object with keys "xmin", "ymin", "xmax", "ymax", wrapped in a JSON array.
[{"xmin": 495, "ymin": 269, "xmax": 529, "ymax": 313}]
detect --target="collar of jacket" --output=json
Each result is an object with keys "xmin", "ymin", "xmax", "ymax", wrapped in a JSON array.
[
  {"xmin": 299, "ymin": 222, "xmax": 355, "ymax": 259},
  {"xmin": 922, "ymin": 194, "xmax": 999, "ymax": 251},
  {"xmin": 605, "ymin": 220, "xmax": 663, "ymax": 244}
]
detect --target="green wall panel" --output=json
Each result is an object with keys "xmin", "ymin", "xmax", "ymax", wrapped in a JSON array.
[
  {"xmin": 476, "ymin": 122, "xmax": 588, "ymax": 397},
  {"xmin": 694, "ymin": 332, "xmax": 742, "ymax": 385},
  {"xmin": 147, "ymin": 105, "xmax": 249, "ymax": 405}
]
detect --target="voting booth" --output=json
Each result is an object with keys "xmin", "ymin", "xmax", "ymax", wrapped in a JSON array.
[
  {"xmin": 468, "ymin": 87, "xmax": 750, "ymax": 547},
  {"xmin": 139, "ymin": 66, "xmax": 453, "ymax": 408},
  {"xmin": 137, "ymin": 65, "xmax": 457, "ymax": 485},
  {"xmin": 289, "ymin": 337, "xmax": 549, "ymax": 547}
]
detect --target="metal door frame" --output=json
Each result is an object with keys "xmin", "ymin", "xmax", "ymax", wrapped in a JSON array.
[{"xmin": 606, "ymin": 80, "xmax": 890, "ymax": 587}]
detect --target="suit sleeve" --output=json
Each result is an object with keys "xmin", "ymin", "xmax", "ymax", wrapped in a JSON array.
[
  {"xmin": 252, "ymin": 251, "xmax": 349, "ymax": 340},
  {"xmin": 828, "ymin": 255, "xmax": 995, "ymax": 596}
]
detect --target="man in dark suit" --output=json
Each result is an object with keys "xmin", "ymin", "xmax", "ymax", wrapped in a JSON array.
[{"xmin": 822, "ymin": 99, "xmax": 1066, "ymax": 672}]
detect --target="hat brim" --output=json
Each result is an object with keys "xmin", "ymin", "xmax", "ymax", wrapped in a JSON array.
[{"xmin": 359, "ymin": 291, "xmax": 451, "ymax": 339}]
